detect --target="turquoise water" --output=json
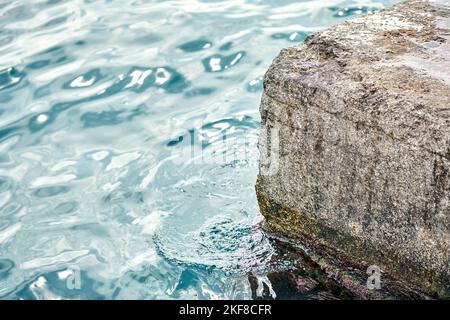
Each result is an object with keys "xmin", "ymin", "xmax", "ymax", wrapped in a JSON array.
[{"xmin": 0, "ymin": 0, "xmax": 395, "ymax": 299}]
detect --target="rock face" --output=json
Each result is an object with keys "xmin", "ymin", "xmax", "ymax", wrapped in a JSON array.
[{"xmin": 256, "ymin": 0, "xmax": 450, "ymax": 298}]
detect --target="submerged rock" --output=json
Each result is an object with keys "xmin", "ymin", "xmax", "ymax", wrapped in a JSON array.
[{"xmin": 256, "ymin": 0, "xmax": 450, "ymax": 298}]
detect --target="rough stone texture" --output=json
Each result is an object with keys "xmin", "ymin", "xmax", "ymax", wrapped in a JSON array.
[
  {"xmin": 248, "ymin": 238, "xmax": 429, "ymax": 300},
  {"xmin": 256, "ymin": 0, "xmax": 450, "ymax": 298}
]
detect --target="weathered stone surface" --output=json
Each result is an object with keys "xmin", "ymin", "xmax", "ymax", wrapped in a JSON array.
[{"xmin": 256, "ymin": 0, "xmax": 450, "ymax": 298}]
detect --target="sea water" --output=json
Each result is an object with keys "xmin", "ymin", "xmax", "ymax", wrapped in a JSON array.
[{"xmin": 0, "ymin": 0, "xmax": 395, "ymax": 299}]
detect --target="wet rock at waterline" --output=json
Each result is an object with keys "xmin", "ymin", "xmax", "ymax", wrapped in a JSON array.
[
  {"xmin": 248, "ymin": 240, "xmax": 428, "ymax": 300},
  {"xmin": 256, "ymin": 0, "xmax": 450, "ymax": 298}
]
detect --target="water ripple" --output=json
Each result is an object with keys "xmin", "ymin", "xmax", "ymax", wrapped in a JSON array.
[
  {"xmin": 178, "ymin": 39, "xmax": 212, "ymax": 52},
  {"xmin": 202, "ymin": 51, "xmax": 246, "ymax": 72},
  {"xmin": 0, "ymin": 259, "xmax": 14, "ymax": 280},
  {"xmin": 0, "ymin": 67, "xmax": 24, "ymax": 91}
]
